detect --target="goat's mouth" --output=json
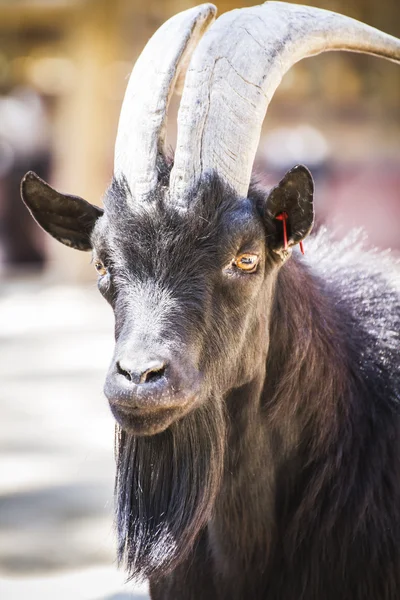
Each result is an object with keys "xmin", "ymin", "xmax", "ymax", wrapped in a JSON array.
[
  {"xmin": 108, "ymin": 400, "xmax": 196, "ymax": 435},
  {"xmin": 104, "ymin": 377, "xmax": 202, "ymax": 436}
]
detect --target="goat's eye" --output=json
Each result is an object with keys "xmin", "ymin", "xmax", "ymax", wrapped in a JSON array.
[
  {"xmin": 94, "ymin": 260, "xmax": 107, "ymax": 276},
  {"xmin": 234, "ymin": 253, "xmax": 259, "ymax": 273}
]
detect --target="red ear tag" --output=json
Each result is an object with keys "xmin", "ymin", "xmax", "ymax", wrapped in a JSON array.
[
  {"xmin": 299, "ymin": 241, "xmax": 305, "ymax": 255},
  {"xmin": 275, "ymin": 211, "xmax": 288, "ymax": 251}
]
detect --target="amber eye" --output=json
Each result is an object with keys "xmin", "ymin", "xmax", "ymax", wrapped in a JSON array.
[
  {"xmin": 234, "ymin": 253, "xmax": 259, "ymax": 273},
  {"xmin": 94, "ymin": 260, "xmax": 107, "ymax": 276}
]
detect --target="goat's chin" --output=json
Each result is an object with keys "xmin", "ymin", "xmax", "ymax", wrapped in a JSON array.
[
  {"xmin": 114, "ymin": 398, "xmax": 225, "ymax": 581},
  {"xmin": 110, "ymin": 405, "xmax": 187, "ymax": 436},
  {"xmin": 110, "ymin": 396, "xmax": 202, "ymax": 437}
]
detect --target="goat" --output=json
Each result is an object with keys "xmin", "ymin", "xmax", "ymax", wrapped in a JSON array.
[{"xmin": 20, "ymin": 3, "xmax": 400, "ymax": 599}]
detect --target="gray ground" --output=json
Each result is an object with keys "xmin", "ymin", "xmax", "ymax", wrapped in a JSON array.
[{"xmin": 0, "ymin": 276, "xmax": 149, "ymax": 599}]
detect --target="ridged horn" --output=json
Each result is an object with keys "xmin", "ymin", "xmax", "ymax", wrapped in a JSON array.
[
  {"xmin": 114, "ymin": 4, "xmax": 216, "ymax": 203},
  {"xmin": 170, "ymin": 1, "xmax": 400, "ymax": 203}
]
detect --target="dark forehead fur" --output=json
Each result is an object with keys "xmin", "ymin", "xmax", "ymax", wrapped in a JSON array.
[{"xmin": 91, "ymin": 163, "xmax": 269, "ymax": 274}]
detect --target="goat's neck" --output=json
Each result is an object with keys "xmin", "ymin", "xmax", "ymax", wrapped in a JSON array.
[
  {"xmin": 210, "ymin": 257, "xmax": 350, "ymax": 572},
  {"xmin": 222, "ymin": 256, "xmax": 348, "ymax": 470},
  {"xmin": 264, "ymin": 256, "xmax": 349, "ymax": 450}
]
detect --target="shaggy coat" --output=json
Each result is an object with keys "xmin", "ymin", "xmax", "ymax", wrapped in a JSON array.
[
  {"xmin": 107, "ymin": 172, "xmax": 400, "ymax": 600},
  {"xmin": 20, "ymin": 161, "xmax": 400, "ymax": 599}
]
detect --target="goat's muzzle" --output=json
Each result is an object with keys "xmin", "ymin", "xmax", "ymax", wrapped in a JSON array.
[{"xmin": 104, "ymin": 351, "xmax": 202, "ymax": 435}]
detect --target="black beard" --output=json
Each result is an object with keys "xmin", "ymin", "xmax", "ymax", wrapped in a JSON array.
[{"xmin": 114, "ymin": 399, "xmax": 225, "ymax": 581}]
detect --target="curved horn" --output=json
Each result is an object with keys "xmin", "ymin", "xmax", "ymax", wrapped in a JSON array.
[
  {"xmin": 114, "ymin": 4, "xmax": 216, "ymax": 202},
  {"xmin": 170, "ymin": 1, "xmax": 400, "ymax": 202}
]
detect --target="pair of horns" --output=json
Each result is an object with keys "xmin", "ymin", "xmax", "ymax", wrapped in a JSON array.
[{"xmin": 115, "ymin": 1, "xmax": 400, "ymax": 206}]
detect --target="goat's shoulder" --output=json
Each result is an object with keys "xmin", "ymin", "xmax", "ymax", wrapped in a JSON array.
[{"xmin": 307, "ymin": 228, "xmax": 400, "ymax": 409}]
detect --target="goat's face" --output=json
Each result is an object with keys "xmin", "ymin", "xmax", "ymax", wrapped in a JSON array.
[
  {"xmin": 21, "ymin": 166, "xmax": 314, "ymax": 436},
  {"xmin": 95, "ymin": 179, "xmax": 268, "ymax": 435}
]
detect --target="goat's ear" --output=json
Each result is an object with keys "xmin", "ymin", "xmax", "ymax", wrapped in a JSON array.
[
  {"xmin": 20, "ymin": 171, "xmax": 103, "ymax": 251},
  {"xmin": 264, "ymin": 165, "xmax": 314, "ymax": 255}
]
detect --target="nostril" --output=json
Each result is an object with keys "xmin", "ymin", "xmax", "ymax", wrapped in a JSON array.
[
  {"xmin": 140, "ymin": 363, "xmax": 166, "ymax": 384},
  {"xmin": 116, "ymin": 359, "xmax": 167, "ymax": 385},
  {"xmin": 116, "ymin": 361, "xmax": 132, "ymax": 382}
]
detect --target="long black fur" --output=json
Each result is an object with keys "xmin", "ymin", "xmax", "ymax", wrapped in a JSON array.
[{"xmin": 115, "ymin": 399, "xmax": 225, "ymax": 580}]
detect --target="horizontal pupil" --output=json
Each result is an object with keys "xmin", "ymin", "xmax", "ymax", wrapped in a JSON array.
[{"xmin": 240, "ymin": 257, "xmax": 255, "ymax": 264}]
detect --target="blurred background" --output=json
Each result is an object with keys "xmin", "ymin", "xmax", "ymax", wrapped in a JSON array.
[{"xmin": 0, "ymin": 0, "xmax": 398, "ymax": 598}]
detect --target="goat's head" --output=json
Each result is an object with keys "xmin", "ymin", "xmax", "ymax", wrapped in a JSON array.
[{"xmin": 21, "ymin": 3, "xmax": 400, "ymax": 438}]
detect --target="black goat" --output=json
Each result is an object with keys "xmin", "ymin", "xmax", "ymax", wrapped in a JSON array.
[{"xmin": 20, "ymin": 3, "xmax": 400, "ymax": 599}]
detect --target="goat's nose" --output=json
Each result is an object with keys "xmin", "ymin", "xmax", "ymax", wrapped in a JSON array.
[{"xmin": 116, "ymin": 359, "xmax": 167, "ymax": 385}]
